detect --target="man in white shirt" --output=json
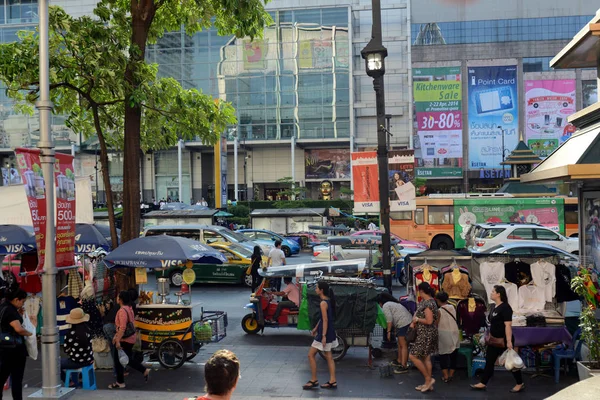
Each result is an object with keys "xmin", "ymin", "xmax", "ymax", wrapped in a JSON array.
[
  {"xmin": 269, "ymin": 277, "xmax": 300, "ymax": 323},
  {"xmin": 368, "ymin": 221, "xmax": 377, "ymax": 231},
  {"xmin": 268, "ymin": 240, "xmax": 286, "ymax": 291}
]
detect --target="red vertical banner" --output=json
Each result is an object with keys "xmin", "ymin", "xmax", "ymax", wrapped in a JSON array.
[
  {"xmin": 54, "ymin": 153, "xmax": 76, "ymax": 268},
  {"xmin": 351, "ymin": 151, "xmax": 379, "ymax": 213},
  {"xmin": 15, "ymin": 148, "xmax": 47, "ymax": 271}
]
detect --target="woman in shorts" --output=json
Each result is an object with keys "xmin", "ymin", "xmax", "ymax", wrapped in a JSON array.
[
  {"xmin": 378, "ymin": 292, "xmax": 412, "ymax": 373},
  {"xmin": 303, "ymin": 281, "xmax": 337, "ymax": 390}
]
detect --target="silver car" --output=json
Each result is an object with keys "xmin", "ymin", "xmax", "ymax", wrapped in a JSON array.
[{"xmin": 476, "ymin": 241, "xmax": 579, "ymax": 265}]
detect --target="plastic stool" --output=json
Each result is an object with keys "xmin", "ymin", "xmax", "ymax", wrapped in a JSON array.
[
  {"xmin": 458, "ymin": 346, "xmax": 473, "ymax": 378},
  {"xmin": 64, "ymin": 364, "xmax": 96, "ymax": 390},
  {"xmin": 472, "ymin": 357, "xmax": 486, "ymax": 378}
]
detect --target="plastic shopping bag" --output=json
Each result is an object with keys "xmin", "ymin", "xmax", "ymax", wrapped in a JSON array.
[
  {"xmin": 22, "ymin": 312, "xmax": 38, "ymax": 360},
  {"xmin": 118, "ymin": 348, "xmax": 129, "ymax": 367},
  {"xmin": 504, "ymin": 349, "xmax": 525, "ymax": 371},
  {"xmin": 498, "ymin": 349, "xmax": 509, "ymax": 366}
]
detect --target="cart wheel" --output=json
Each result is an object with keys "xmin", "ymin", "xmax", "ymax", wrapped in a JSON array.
[
  {"xmin": 157, "ymin": 339, "xmax": 187, "ymax": 369},
  {"xmin": 372, "ymin": 347, "xmax": 383, "ymax": 358},
  {"xmin": 243, "ymin": 273, "xmax": 253, "ymax": 288},
  {"xmin": 318, "ymin": 334, "xmax": 347, "ymax": 361},
  {"xmin": 241, "ymin": 313, "xmax": 261, "ymax": 334}
]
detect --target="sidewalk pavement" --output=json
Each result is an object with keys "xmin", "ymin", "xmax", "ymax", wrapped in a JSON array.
[{"xmin": 13, "ymin": 340, "xmax": 577, "ymax": 399}]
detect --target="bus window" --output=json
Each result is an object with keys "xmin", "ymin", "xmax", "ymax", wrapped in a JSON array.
[
  {"xmin": 415, "ymin": 208, "xmax": 425, "ymax": 225},
  {"xmin": 565, "ymin": 204, "xmax": 578, "ymax": 224},
  {"xmin": 390, "ymin": 211, "xmax": 412, "ymax": 220},
  {"xmin": 428, "ymin": 206, "xmax": 453, "ymax": 225}
]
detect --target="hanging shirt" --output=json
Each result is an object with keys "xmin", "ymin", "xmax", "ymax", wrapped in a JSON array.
[
  {"xmin": 441, "ymin": 270, "xmax": 471, "ymax": 299},
  {"xmin": 555, "ymin": 264, "xmax": 579, "ymax": 303},
  {"xmin": 479, "ymin": 261, "xmax": 505, "ymax": 302},
  {"xmin": 530, "ymin": 261, "xmax": 556, "ymax": 302},
  {"xmin": 414, "ymin": 266, "xmax": 440, "ymax": 302},
  {"xmin": 456, "ymin": 297, "xmax": 486, "ymax": 336},
  {"xmin": 56, "ymin": 295, "xmax": 78, "ymax": 337},
  {"xmin": 499, "ymin": 281, "xmax": 519, "ymax": 311},
  {"xmin": 505, "ymin": 261, "xmax": 532, "ymax": 287},
  {"xmin": 518, "ymin": 284, "xmax": 546, "ymax": 312}
]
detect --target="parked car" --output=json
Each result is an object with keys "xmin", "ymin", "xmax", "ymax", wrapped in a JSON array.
[
  {"xmin": 475, "ymin": 241, "xmax": 579, "ymax": 265},
  {"xmin": 143, "ymin": 224, "xmax": 272, "ymax": 254},
  {"xmin": 351, "ymin": 230, "xmax": 429, "ymax": 250},
  {"xmin": 155, "ymin": 242, "xmax": 267, "ymax": 287},
  {"xmin": 311, "ymin": 236, "xmax": 422, "ymax": 263},
  {"xmin": 467, "ymin": 223, "xmax": 579, "ymax": 254},
  {"xmin": 236, "ymin": 229, "xmax": 300, "ymax": 257}
]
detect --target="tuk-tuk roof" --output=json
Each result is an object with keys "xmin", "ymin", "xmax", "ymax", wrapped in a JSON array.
[{"xmin": 327, "ymin": 235, "xmax": 399, "ymax": 246}]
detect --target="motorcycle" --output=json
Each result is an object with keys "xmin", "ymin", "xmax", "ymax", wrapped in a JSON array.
[{"xmin": 241, "ymin": 281, "xmax": 299, "ymax": 334}]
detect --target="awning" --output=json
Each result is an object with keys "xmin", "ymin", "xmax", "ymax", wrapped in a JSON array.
[
  {"xmin": 550, "ymin": 11, "xmax": 600, "ymax": 69},
  {"xmin": 521, "ymin": 121, "xmax": 600, "ymax": 184}
]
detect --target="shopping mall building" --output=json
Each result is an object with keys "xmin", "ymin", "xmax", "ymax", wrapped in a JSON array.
[{"xmin": 0, "ymin": 0, "xmax": 597, "ymax": 203}]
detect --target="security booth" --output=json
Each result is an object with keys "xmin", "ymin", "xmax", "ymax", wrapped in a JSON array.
[
  {"xmin": 250, "ymin": 208, "xmax": 326, "ymax": 234},
  {"xmin": 142, "ymin": 209, "xmax": 218, "ymax": 228},
  {"xmin": 521, "ymin": 14, "xmax": 600, "ymax": 268}
]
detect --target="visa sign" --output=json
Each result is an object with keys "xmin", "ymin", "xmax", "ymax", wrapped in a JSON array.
[
  {"xmin": 160, "ymin": 259, "xmax": 184, "ymax": 268},
  {"xmin": 1, "ymin": 244, "xmax": 25, "ymax": 253},
  {"xmin": 76, "ymin": 244, "xmax": 98, "ymax": 254}
]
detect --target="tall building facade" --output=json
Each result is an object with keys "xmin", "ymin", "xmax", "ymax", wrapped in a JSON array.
[{"xmin": 0, "ymin": 0, "xmax": 597, "ymax": 202}]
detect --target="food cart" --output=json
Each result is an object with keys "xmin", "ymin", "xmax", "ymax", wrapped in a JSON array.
[{"xmin": 104, "ymin": 235, "xmax": 229, "ymax": 369}]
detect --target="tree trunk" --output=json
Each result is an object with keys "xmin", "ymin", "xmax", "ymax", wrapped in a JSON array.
[
  {"xmin": 92, "ymin": 107, "xmax": 119, "ymax": 250},
  {"xmin": 119, "ymin": 1, "xmax": 156, "ymax": 291}
]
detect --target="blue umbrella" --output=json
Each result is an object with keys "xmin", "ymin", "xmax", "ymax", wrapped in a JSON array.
[
  {"xmin": 93, "ymin": 224, "xmax": 120, "ymax": 246},
  {"xmin": 75, "ymin": 223, "xmax": 112, "ymax": 254},
  {"xmin": 0, "ymin": 225, "xmax": 36, "ymax": 255},
  {"xmin": 104, "ymin": 235, "xmax": 227, "ymax": 269}
]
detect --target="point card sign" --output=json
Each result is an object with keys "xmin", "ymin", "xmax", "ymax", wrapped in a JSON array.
[
  {"xmin": 413, "ymin": 67, "xmax": 463, "ymax": 178},
  {"xmin": 467, "ymin": 66, "xmax": 519, "ymax": 170},
  {"xmin": 525, "ymin": 80, "xmax": 576, "ymax": 158}
]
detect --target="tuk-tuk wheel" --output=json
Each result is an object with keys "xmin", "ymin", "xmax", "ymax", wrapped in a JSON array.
[
  {"xmin": 372, "ymin": 347, "xmax": 383, "ymax": 358},
  {"xmin": 318, "ymin": 334, "xmax": 347, "ymax": 361},
  {"xmin": 157, "ymin": 338, "xmax": 187, "ymax": 369},
  {"xmin": 241, "ymin": 314, "xmax": 261, "ymax": 334}
]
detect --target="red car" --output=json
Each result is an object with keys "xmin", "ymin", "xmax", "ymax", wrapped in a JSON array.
[{"xmin": 351, "ymin": 230, "xmax": 428, "ymax": 250}]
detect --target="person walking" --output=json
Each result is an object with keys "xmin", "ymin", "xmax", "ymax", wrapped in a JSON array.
[
  {"xmin": 250, "ymin": 245, "xmax": 263, "ymax": 293},
  {"xmin": 409, "ymin": 282, "xmax": 438, "ymax": 393},
  {"xmin": 378, "ymin": 292, "xmax": 412, "ymax": 374},
  {"xmin": 61, "ymin": 308, "xmax": 94, "ymax": 386},
  {"xmin": 0, "ymin": 289, "xmax": 33, "ymax": 400},
  {"xmin": 368, "ymin": 221, "xmax": 377, "ymax": 231},
  {"xmin": 435, "ymin": 291, "xmax": 460, "ymax": 383},
  {"xmin": 470, "ymin": 285, "xmax": 525, "ymax": 393},
  {"xmin": 109, "ymin": 291, "xmax": 150, "ymax": 389},
  {"xmin": 303, "ymin": 281, "xmax": 337, "ymax": 390},
  {"xmin": 184, "ymin": 350, "xmax": 240, "ymax": 400},
  {"xmin": 267, "ymin": 240, "xmax": 286, "ymax": 291}
]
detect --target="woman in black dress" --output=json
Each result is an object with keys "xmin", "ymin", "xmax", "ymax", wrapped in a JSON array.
[
  {"xmin": 471, "ymin": 285, "xmax": 525, "ymax": 393},
  {"xmin": 250, "ymin": 246, "xmax": 263, "ymax": 293}
]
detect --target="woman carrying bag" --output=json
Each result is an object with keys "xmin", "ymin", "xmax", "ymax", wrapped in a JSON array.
[
  {"xmin": 470, "ymin": 285, "xmax": 525, "ymax": 393},
  {"xmin": 250, "ymin": 246, "xmax": 263, "ymax": 293},
  {"xmin": 0, "ymin": 289, "xmax": 33, "ymax": 400},
  {"xmin": 109, "ymin": 291, "xmax": 150, "ymax": 389},
  {"xmin": 409, "ymin": 282, "xmax": 438, "ymax": 393}
]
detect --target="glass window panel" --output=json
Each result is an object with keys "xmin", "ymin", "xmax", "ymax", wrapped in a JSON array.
[
  {"xmin": 322, "ymin": 8, "xmax": 348, "ymax": 27},
  {"xmin": 294, "ymin": 9, "xmax": 321, "ymax": 25},
  {"xmin": 508, "ymin": 229, "xmax": 534, "ymax": 240}
]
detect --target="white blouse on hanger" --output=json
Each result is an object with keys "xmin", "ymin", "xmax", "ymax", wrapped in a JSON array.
[
  {"xmin": 530, "ymin": 260, "xmax": 556, "ymax": 302},
  {"xmin": 499, "ymin": 281, "xmax": 519, "ymax": 311},
  {"xmin": 480, "ymin": 261, "xmax": 505, "ymax": 302},
  {"xmin": 518, "ymin": 284, "xmax": 546, "ymax": 312}
]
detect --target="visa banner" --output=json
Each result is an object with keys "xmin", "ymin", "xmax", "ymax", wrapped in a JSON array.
[
  {"xmin": 351, "ymin": 152, "xmax": 379, "ymax": 213},
  {"xmin": 467, "ymin": 65, "xmax": 519, "ymax": 170}
]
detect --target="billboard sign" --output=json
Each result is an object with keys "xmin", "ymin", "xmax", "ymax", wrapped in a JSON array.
[
  {"xmin": 351, "ymin": 152, "xmax": 378, "ymax": 213},
  {"xmin": 467, "ymin": 65, "xmax": 519, "ymax": 170},
  {"xmin": 389, "ymin": 150, "xmax": 416, "ymax": 212},
  {"xmin": 305, "ymin": 149, "xmax": 350, "ymax": 180},
  {"xmin": 413, "ymin": 66, "xmax": 463, "ymax": 178}
]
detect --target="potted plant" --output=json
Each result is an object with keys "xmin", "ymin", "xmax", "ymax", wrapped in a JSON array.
[{"xmin": 571, "ymin": 268, "xmax": 600, "ymax": 380}]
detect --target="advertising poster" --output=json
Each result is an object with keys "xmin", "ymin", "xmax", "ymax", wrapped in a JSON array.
[
  {"xmin": 453, "ymin": 198, "xmax": 564, "ymax": 248},
  {"xmin": 243, "ymin": 39, "xmax": 268, "ymax": 70},
  {"xmin": 413, "ymin": 66, "xmax": 463, "ymax": 178},
  {"xmin": 54, "ymin": 152, "xmax": 76, "ymax": 268},
  {"xmin": 351, "ymin": 152, "xmax": 379, "ymax": 213},
  {"xmin": 15, "ymin": 148, "xmax": 47, "ymax": 271},
  {"xmin": 389, "ymin": 150, "xmax": 416, "ymax": 212},
  {"xmin": 467, "ymin": 65, "xmax": 519, "ymax": 170},
  {"xmin": 584, "ymin": 194, "xmax": 600, "ymax": 269},
  {"xmin": 305, "ymin": 149, "xmax": 350, "ymax": 180},
  {"xmin": 525, "ymin": 80, "xmax": 576, "ymax": 157},
  {"xmin": 582, "ymin": 80, "xmax": 598, "ymax": 109}
]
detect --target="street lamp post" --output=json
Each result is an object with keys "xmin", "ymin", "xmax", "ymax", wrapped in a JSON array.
[
  {"xmin": 497, "ymin": 126, "xmax": 506, "ymax": 180},
  {"xmin": 361, "ymin": 0, "xmax": 392, "ymax": 293}
]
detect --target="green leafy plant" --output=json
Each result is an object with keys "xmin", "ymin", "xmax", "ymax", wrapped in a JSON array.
[
  {"xmin": 276, "ymin": 176, "xmax": 307, "ymax": 200},
  {"xmin": 571, "ymin": 269, "xmax": 600, "ymax": 369}
]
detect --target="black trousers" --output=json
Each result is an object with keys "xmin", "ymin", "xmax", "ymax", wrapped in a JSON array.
[
  {"xmin": 481, "ymin": 345, "xmax": 523, "ymax": 385},
  {"xmin": 0, "ymin": 352, "xmax": 27, "ymax": 400},
  {"xmin": 113, "ymin": 341, "xmax": 146, "ymax": 384},
  {"xmin": 439, "ymin": 349, "xmax": 458, "ymax": 370},
  {"xmin": 251, "ymin": 274, "xmax": 262, "ymax": 293}
]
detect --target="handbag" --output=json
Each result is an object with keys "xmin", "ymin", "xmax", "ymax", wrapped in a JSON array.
[
  {"xmin": 405, "ymin": 326, "xmax": 417, "ymax": 343},
  {"xmin": 484, "ymin": 330, "xmax": 505, "ymax": 348},
  {"xmin": 122, "ymin": 308, "xmax": 136, "ymax": 339},
  {"xmin": 0, "ymin": 305, "xmax": 23, "ymax": 349}
]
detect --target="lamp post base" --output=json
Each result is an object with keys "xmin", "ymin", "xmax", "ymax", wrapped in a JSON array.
[{"xmin": 29, "ymin": 387, "xmax": 75, "ymax": 399}]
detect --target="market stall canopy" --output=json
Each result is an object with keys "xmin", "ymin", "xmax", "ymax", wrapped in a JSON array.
[
  {"xmin": 75, "ymin": 223, "xmax": 111, "ymax": 253},
  {"xmin": 251, "ymin": 208, "xmax": 326, "ymax": 217},
  {"xmin": 0, "ymin": 225, "xmax": 36, "ymax": 255},
  {"xmin": 93, "ymin": 224, "xmax": 121, "ymax": 245},
  {"xmin": 104, "ymin": 235, "xmax": 227, "ymax": 269}
]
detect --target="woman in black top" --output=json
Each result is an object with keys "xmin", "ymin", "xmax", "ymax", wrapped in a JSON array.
[
  {"xmin": 471, "ymin": 285, "xmax": 525, "ymax": 393},
  {"xmin": 250, "ymin": 246, "xmax": 263, "ymax": 293},
  {"xmin": 0, "ymin": 289, "xmax": 33, "ymax": 400}
]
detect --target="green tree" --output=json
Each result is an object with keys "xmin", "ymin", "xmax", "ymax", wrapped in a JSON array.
[
  {"xmin": 95, "ymin": 0, "xmax": 272, "ymax": 244},
  {"xmin": 0, "ymin": 7, "xmax": 236, "ymax": 258},
  {"xmin": 276, "ymin": 176, "xmax": 307, "ymax": 200}
]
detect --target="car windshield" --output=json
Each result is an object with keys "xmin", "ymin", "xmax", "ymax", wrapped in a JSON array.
[
  {"xmin": 226, "ymin": 243, "xmax": 253, "ymax": 257},
  {"xmin": 220, "ymin": 229, "xmax": 250, "ymax": 243}
]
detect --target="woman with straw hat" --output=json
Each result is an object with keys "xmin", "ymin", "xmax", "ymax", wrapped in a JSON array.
[{"xmin": 61, "ymin": 308, "xmax": 94, "ymax": 386}]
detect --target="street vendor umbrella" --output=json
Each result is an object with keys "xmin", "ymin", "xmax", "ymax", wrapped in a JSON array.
[
  {"xmin": 93, "ymin": 224, "xmax": 121, "ymax": 246},
  {"xmin": 104, "ymin": 235, "xmax": 227, "ymax": 269},
  {"xmin": 0, "ymin": 225, "xmax": 36, "ymax": 255},
  {"xmin": 75, "ymin": 223, "xmax": 112, "ymax": 253},
  {"xmin": 214, "ymin": 210, "xmax": 233, "ymax": 217}
]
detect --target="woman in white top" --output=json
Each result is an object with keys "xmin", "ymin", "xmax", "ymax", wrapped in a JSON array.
[{"xmin": 435, "ymin": 291, "xmax": 460, "ymax": 383}]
